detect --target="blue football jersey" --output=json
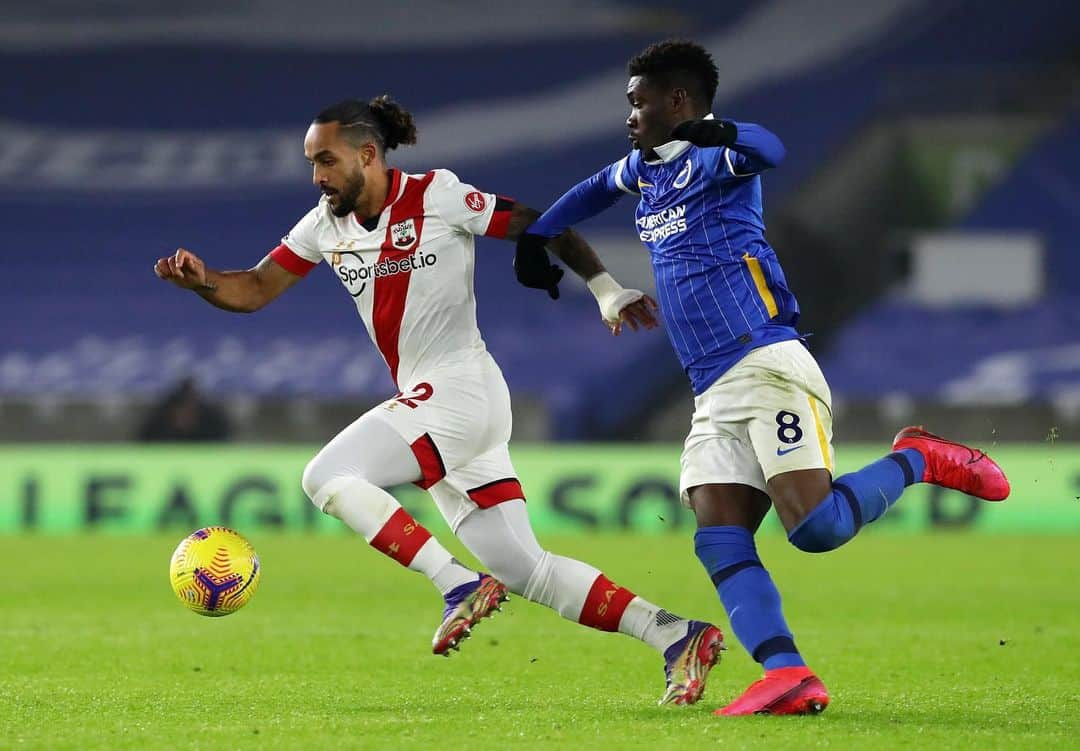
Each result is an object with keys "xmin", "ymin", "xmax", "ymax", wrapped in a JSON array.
[
  {"xmin": 610, "ymin": 128, "xmax": 799, "ymax": 392},
  {"xmin": 531, "ymin": 119, "xmax": 800, "ymax": 394}
]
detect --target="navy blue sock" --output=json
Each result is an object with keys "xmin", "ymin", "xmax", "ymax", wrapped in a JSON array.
[
  {"xmin": 788, "ymin": 448, "xmax": 925, "ymax": 553},
  {"xmin": 694, "ymin": 525, "xmax": 804, "ymax": 671}
]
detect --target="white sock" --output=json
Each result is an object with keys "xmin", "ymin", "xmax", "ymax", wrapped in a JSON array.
[
  {"xmin": 314, "ymin": 476, "xmax": 476, "ymax": 595},
  {"xmin": 411, "ymin": 541, "xmax": 479, "ymax": 596},
  {"xmin": 522, "ymin": 551, "xmax": 602, "ymax": 621},
  {"xmin": 457, "ymin": 501, "xmax": 690, "ymax": 654},
  {"xmin": 617, "ymin": 598, "xmax": 691, "ymax": 654}
]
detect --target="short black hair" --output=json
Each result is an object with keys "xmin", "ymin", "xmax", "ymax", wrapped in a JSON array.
[
  {"xmin": 313, "ymin": 95, "xmax": 418, "ymax": 151},
  {"xmin": 627, "ymin": 39, "xmax": 719, "ymax": 108}
]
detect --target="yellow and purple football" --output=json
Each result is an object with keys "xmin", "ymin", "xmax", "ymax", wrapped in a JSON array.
[{"xmin": 169, "ymin": 527, "xmax": 261, "ymax": 617}]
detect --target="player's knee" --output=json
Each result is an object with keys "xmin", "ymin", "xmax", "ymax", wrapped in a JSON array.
[
  {"xmin": 787, "ymin": 530, "xmax": 841, "ymax": 553},
  {"xmin": 301, "ymin": 456, "xmax": 328, "ymax": 504},
  {"xmin": 301, "ymin": 456, "xmax": 356, "ymax": 512},
  {"xmin": 302, "ymin": 453, "xmax": 375, "ymax": 507},
  {"xmin": 786, "ymin": 513, "xmax": 846, "ymax": 553}
]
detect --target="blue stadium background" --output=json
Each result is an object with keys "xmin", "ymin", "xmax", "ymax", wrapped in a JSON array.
[{"xmin": 2, "ymin": 0, "xmax": 1077, "ymax": 441}]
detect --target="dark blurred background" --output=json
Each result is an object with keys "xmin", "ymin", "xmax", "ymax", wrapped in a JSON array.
[{"xmin": 2, "ymin": 0, "xmax": 1078, "ymax": 445}]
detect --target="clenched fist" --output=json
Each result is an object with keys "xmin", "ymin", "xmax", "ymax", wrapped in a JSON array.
[{"xmin": 154, "ymin": 248, "xmax": 210, "ymax": 290}]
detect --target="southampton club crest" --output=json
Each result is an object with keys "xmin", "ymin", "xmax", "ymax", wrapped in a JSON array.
[{"xmin": 391, "ymin": 218, "xmax": 417, "ymax": 249}]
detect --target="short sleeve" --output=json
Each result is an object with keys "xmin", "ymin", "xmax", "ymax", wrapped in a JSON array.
[
  {"xmin": 270, "ymin": 205, "xmax": 324, "ymax": 277},
  {"xmin": 427, "ymin": 169, "xmax": 514, "ymax": 238}
]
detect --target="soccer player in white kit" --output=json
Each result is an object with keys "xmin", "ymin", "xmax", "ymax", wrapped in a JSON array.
[{"xmin": 154, "ymin": 96, "xmax": 725, "ymax": 705}]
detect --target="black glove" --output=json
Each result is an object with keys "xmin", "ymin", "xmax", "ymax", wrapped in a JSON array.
[
  {"xmin": 514, "ymin": 233, "xmax": 564, "ymax": 300},
  {"xmin": 670, "ymin": 119, "xmax": 738, "ymax": 148}
]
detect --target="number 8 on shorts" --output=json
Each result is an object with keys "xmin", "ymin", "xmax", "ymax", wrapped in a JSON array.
[{"xmin": 775, "ymin": 410, "xmax": 803, "ymax": 444}]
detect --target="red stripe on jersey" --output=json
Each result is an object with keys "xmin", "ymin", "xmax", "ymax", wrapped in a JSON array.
[
  {"xmin": 410, "ymin": 433, "xmax": 446, "ymax": 490},
  {"xmin": 352, "ymin": 169, "xmax": 403, "ymax": 228},
  {"xmin": 578, "ymin": 574, "xmax": 635, "ymax": 632},
  {"xmin": 466, "ymin": 478, "xmax": 525, "ymax": 508},
  {"xmin": 371, "ymin": 170, "xmax": 437, "ymax": 384},
  {"xmin": 368, "ymin": 507, "xmax": 432, "ymax": 566},
  {"xmin": 383, "ymin": 169, "xmax": 403, "ymax": 210},
  {"xmin": 483, "ymin": 196, "xmax": 514, "ymax": 238},
  {"xmin": 269, "ymin": 244, "xmax": 317, "ymax": 276}
]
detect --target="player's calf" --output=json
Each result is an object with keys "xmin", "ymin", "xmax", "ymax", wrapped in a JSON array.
[
  {"xmin": 308, "ymin": 474, "xmax": 488, "ymax": 656},
  {"xmin": 784, "ymin": 450, "xmax": 925, "ymax": 553},
  {"xmin": 456, "ymin": 502, "xmax": 723, "ymax": 703},
  {"xmin": 785, "ymin": 428, "xmax": 1008, "ymax": 553},
  {"xmin": 522, "ymin": 552, "xmax": 724, "ymax": 705}
]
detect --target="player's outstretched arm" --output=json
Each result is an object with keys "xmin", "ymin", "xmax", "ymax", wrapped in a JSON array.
[
  {"xmin": 510, "ymin": 203, "xmax": 658, "ymax": 336},
  {"xmin": 153, "ymin": 248, "xmax": 303, "ymax": 313},
  {"xmin": 548, "ymin": 227, "xmax": 659, "ymax": 336},
  {"xmin": 510, "ymin": 162, "xmax": 630, "ymax": 299},
  {"xmin": 506, "ymin": 203, "xmax": 604, "ymax": 283}
]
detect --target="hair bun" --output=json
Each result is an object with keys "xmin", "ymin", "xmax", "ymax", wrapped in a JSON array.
[{"xmin": 368, "ymin": 95, "xmax": 417, "ymax": 151}]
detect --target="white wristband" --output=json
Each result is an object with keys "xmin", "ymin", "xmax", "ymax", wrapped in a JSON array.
[
  {"xmin": 586, "ymin": 272, "xmax": 623, "ymax": 300},
  {"xmin": 587, "ymin": 271, "xmax": 644, "ymax": 323}
]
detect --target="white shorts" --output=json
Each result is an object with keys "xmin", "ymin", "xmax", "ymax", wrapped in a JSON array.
[
  {"xmin": 679, "ymin": 339, "xmax": 835, "ymax": 505},
  {"xmin": 374, "ymin": 353, "xmax": 525, "ymax": 531}
]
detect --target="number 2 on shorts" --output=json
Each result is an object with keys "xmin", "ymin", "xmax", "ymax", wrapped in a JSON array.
[{"xmin": 395, "ymin": 382, "xmax": 434, "ymax": 409}]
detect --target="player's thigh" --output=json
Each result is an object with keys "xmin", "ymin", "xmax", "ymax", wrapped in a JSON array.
[
  {"xmin": 302, "ymin": 410, "xmax": 421, "ymax": 495},
  {"xmin": 679, "ymin": 389, "xmax": 768, "ymax": 509},
  {"xmin": 437, "ymin": 446, "xmax": 542, "ymax": 592},
  {"xmin": 427, "ymin": 442, "xmax": 525, "ymax": 533},
  {"xmin": 766, "ymin": 470, "xmax": 833, "ymax": 532},
  {"xmin": 744, "ymin": 341, "xmax": 835, "ymax": 479},
  {"xmin": 375, "ymin": 363, "xmax": 512, "ymax": 488},
  {"xmin": 743, "ymin": 341, "xmax": 837, "ymax": 526},
  {"xmin": 687, "ymin": 483, "xmax": 773, "ymax": 532}
]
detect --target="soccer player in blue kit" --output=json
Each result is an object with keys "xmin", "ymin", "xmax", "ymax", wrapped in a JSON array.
[{"xmin": 515, "ymin": 40, "xmax": 1011, "ymax": 716}]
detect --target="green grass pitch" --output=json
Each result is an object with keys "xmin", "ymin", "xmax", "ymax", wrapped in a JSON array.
[{"xmin": 1, "ymin": 532, "xmax": 1076, "ymax": 750}]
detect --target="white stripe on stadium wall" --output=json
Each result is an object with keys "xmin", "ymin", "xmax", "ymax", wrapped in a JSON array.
[
  {"xmin": 0, "ymin": 1, "xmax": 637, "ymax": 50},
  {"xmin": 0, "ymin": 0, "xmax": 926, "ymax": 190}
]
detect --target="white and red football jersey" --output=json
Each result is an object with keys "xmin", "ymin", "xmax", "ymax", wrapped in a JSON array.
[{"xmin": 270, "ymin": 169, "xmax": 513, "ymax": 388}]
